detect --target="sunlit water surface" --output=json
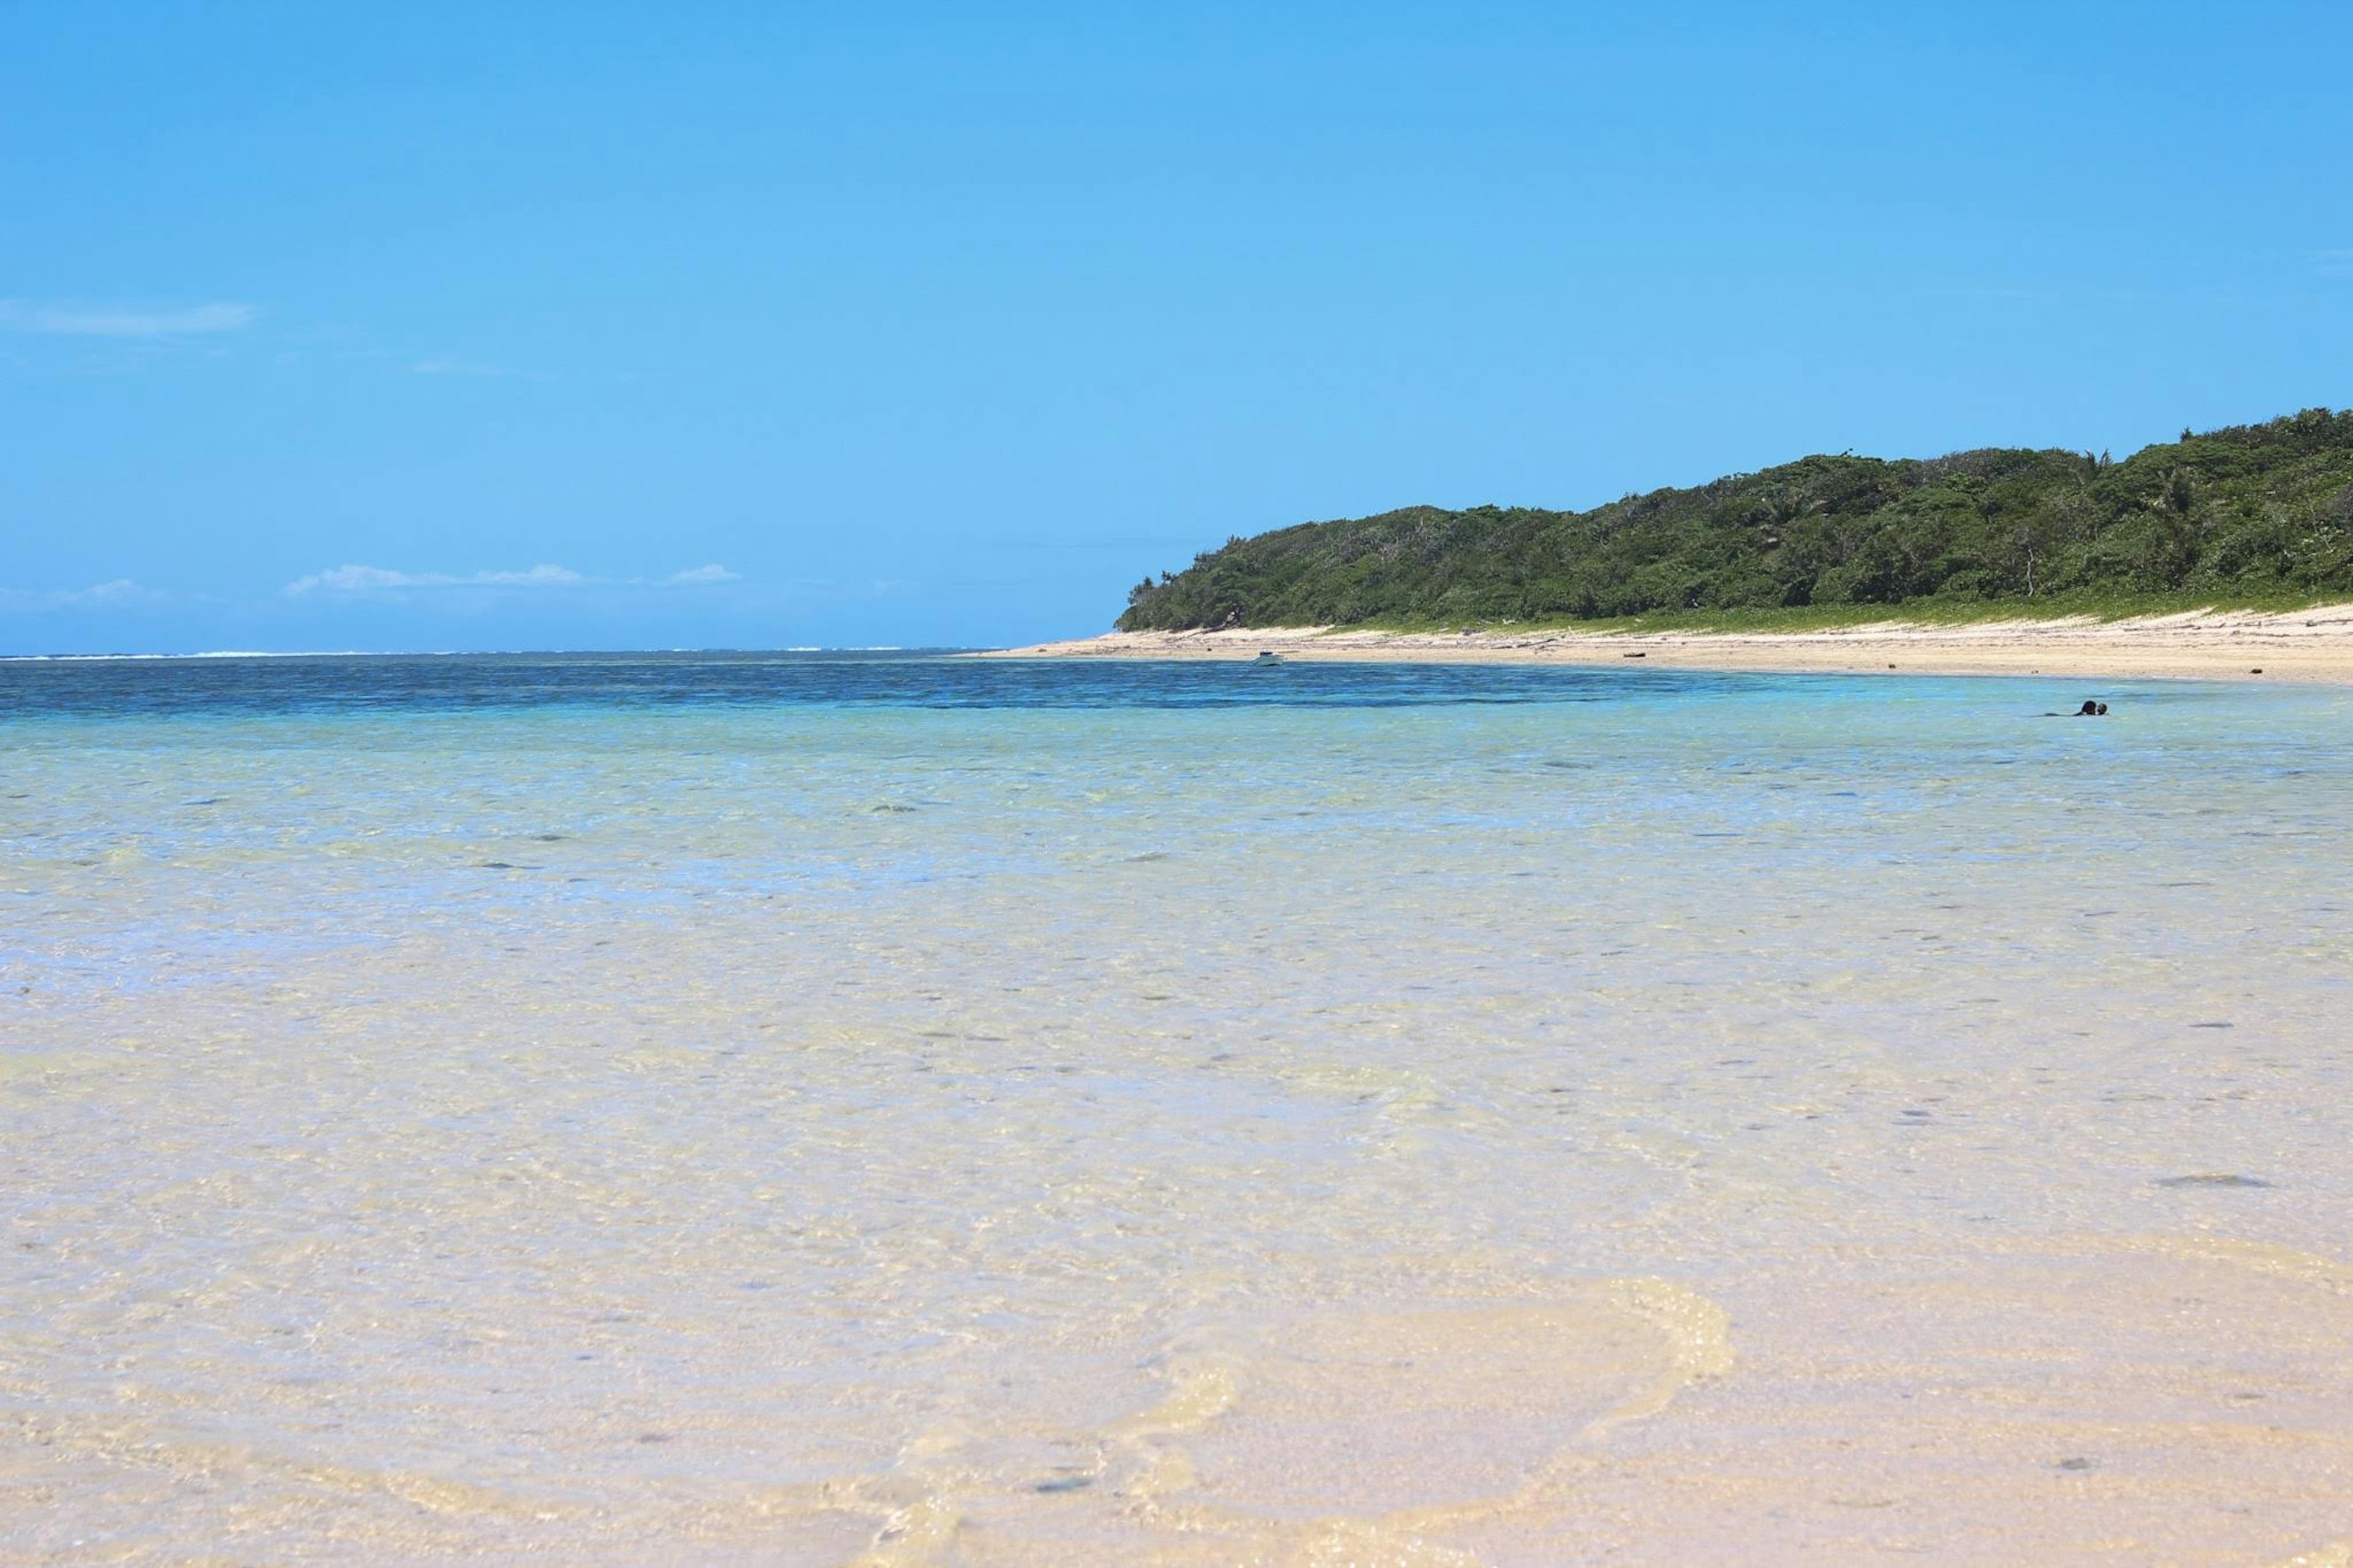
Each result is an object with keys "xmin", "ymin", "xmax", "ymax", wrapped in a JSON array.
[{"xmin": 4, "ymin": 653, "xmax": 2349, "ymax": 1564}]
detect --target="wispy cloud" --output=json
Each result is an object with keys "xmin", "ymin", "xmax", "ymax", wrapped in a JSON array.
[
  {"xmin": 0, "ymin": 578, "xmax": 167, "ymax": 612},
  {"xmin": 0, "ymin": 300, "xmax": 260, "ymax": 337},
  {"xmin": 2319, "ymin": 250, "xmax": 2353, "ymax": 279},
  {"xmin": 286, "ymin": 563, "xmax": 585, "ymax": 595},
  {"xmin": 55, "ymin": 578, "xmax": 161, "ymax": 605},
  {"xmin": 285, "ymin": 563, "xmax": 742, "ymax": 596}
]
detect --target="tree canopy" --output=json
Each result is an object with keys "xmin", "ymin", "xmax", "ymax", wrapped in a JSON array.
[{"xmin": 1116, "ymin": 409, "xmax": 2353, "ymax": 630}]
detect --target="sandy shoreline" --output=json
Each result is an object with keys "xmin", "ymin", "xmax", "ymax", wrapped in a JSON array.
[{"xmin": 980, "ymin": 604, "xmax": 2353, "ymax": 683}]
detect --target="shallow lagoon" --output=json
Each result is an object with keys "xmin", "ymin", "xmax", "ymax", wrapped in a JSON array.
[{"xmin": 4, "ymin": 654, "xmax": 2349, "ymax": 1562}]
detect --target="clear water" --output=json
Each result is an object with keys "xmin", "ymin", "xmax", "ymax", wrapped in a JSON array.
[{"xmin": 5, "ymin": 654, "xmax": 2349, "ymax": 1564}]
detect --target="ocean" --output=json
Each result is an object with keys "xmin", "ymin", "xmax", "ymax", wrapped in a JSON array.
[{"xmin": 4, "ymin": 652, "xmax": 2349, "ymax": 1563}]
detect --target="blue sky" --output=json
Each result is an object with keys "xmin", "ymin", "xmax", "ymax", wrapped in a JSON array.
[{"xmin": 4, "ymin": 2, "xmax": 2348, "ymax": 654}]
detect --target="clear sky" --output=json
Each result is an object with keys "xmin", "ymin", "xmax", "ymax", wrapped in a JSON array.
[{"xmin": 4, "ymin": 2, "xmax": 2348, "ymax": 654}]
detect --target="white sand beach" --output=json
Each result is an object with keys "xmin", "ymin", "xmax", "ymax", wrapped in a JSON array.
[{"xmin": 987, "ymin": 604, "xmax": 2353, "ymax": 684}]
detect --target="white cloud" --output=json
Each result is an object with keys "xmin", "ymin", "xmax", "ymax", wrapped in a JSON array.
[
  {"xmin": 0, "ymin": 579, "xmax": 166, "ymax": 612},
  {"xmin": 285, "ymin": 562, "xmax": 740, "ymax": 596},
  {"xmin": 0, "ymin": 300, "xmax": 259, "ymax": 337},
  {"xmin": 286, "ymin": 566, "xmax": 421, "ymax": 594},
  {"xmin": 477, "ymin": 564, "xmax": 586, "ymax": 588},
  {"xmin": 286, "ymin": 562, "xmax": 586, "ymax": 596},
  {"xmin": 59, "ymin": 578, "xmax": 155, "ymax": 605}
]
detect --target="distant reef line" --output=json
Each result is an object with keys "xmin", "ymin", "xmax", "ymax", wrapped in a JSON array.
[{"xmin": 1114, "ymin": 409, "xmax": 2353, "ymax": 634}]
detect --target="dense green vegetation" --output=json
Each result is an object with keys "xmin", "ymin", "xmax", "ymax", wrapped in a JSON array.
[{"xmin": 1116, "ymin": 409, "xmax": 2353, "ymax": 630}]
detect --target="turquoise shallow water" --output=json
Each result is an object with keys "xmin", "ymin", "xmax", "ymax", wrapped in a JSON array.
[{"xmin": 4, "ymin": 654, "xmax": 2351, "ymax": 1562}]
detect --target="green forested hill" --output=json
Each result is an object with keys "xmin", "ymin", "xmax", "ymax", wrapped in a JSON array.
[{"xmin": 1115, "ymin": 409, "xmax": 2353, "ymax": 630}]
